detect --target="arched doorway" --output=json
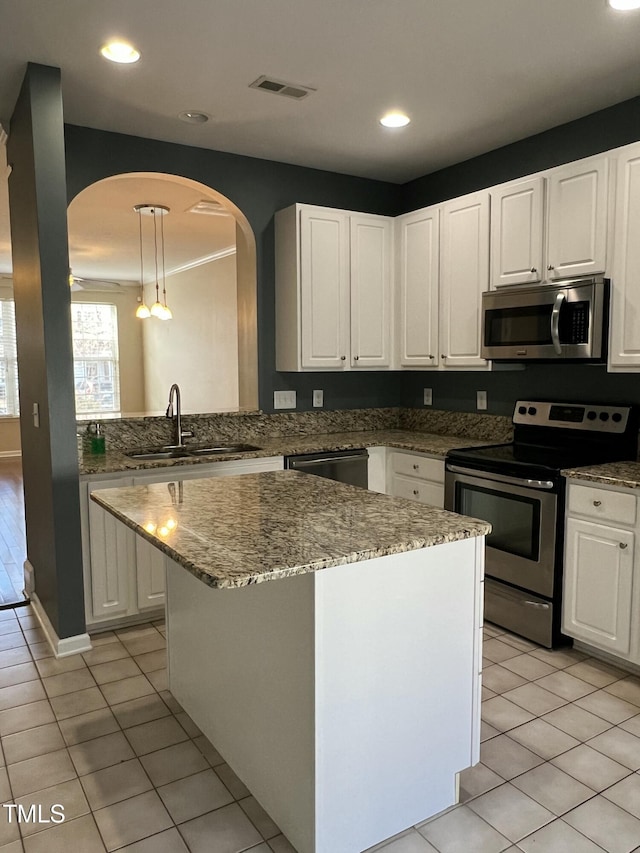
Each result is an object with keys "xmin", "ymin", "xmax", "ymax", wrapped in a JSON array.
[{"xmin": 67, "ymin": 172, "xmax": 258, "ymax": 417}]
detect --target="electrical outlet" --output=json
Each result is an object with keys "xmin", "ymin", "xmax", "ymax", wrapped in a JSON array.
[
  {"xmin": 313, "ymin": 389, "xmax": 324, "ymax": 408},
  {"xmin": 477, "ymin": 390, "xmax": 488, "ymax": 411},
  {"xmin": 423, "ymin": 388, "xmax": 433, "ymax": 406},
  {"xmin": 273, "ymin": 390, "xmax": 297, "ymax": 410}
]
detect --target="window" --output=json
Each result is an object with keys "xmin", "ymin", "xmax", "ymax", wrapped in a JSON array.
[
  {"xmin": 71, "ymin": 303, "xmax": 121, "ymax": 416},
  {"xmin": 0, "ymin": 300, "xmax": 19, "ymax": 417}
]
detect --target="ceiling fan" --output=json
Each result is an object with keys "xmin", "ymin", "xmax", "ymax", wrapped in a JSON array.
[{"xmin": 69, "ymin": 272, "xmax": 127, "ymax": 292}]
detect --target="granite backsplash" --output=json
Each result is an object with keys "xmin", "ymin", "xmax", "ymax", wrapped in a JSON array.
[{"xmin": 77, "ymin": 407, "xmax": 514, "ymax": 453}]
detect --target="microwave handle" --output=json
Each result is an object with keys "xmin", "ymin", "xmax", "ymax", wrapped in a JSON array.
[{"xmin": 550, "ymin": 291, "xmax": 565, "ymax": 355}]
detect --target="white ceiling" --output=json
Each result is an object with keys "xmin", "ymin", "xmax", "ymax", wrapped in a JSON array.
[
  {"xmin": 67, "ymin": 174, "xmax": 237, "ymax": 283},
  {"xmin": 1, "ymin": 0, "xmax": 640, "ymax": 276}
]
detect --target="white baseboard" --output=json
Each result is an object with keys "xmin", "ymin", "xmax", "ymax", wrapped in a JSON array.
[
  {"xmin": 29, "ymin": 590, "xmax": 92, "ymax": 658},
  {"xmin": 23, "ymin": 559, "xmax": 34, "ymax": 597}
]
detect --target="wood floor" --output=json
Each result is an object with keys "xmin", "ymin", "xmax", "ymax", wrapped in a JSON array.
[{"xmin": 0, "ymin": 457, "xmax": 27, "ymax": 605}]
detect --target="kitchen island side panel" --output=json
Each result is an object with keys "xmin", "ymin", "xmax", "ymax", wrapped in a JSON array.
[
  {"xmin": 314, "ymin": 539, "xmax": 479, "ymax": 853},
  {"xmin": 165, "ymin": 560, "xmax": 317, "ymax": 853},
  {"xmin": 165, "ymin": 538, "xmax": 482, "ymax": 853}
]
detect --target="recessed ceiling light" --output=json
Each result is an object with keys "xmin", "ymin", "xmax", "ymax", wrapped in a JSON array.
[
  {"xmin": 608, "ymin": 0, "xmax": 640, "ymax": 9},
  {"xmin": 380, "ymin": 112, "xmax": 411, "ymax": 128},
  {"xmin": 178, "ymin": 111, "xmax": 210, "ymax": 124},
  {"xmin": 100, "ymin": 40, "xmax": 140, "ymax": 64}
]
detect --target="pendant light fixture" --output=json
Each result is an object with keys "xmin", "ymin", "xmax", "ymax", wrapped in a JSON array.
[
  {"xmin": 133, "ymin": 204, "xmax": 172, "ymax": 320},
  {"xmin": 134, "ymin": 206, "xmax": 151, "ymax": 318}
]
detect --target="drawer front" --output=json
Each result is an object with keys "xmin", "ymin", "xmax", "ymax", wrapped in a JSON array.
[
  {"xmin": 390, "ymin": 473, "xmax": 444, "ymax": 508},
  {"xmin": 568, "ymin": 484, "xmax": 637, "ymax": 526},
  {"xmin": 390, "ymin": 451, "xmax": 444, "ymax": 483}
]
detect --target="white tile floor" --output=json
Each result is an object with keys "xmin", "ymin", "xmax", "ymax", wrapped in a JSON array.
[{"xmin": 0, "ymin": 611, "xmax": 640, "ymax": 852}]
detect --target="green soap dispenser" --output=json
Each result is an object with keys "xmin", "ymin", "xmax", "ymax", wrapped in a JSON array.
[{"xmin": 89, "ymin": 423, "xmax": 106, "ymax": 454}]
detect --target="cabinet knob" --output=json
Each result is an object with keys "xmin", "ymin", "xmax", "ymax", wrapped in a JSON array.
[
  {"xmin": 340, "ymin": 355, "xmax": 346, "ymax": 361},
  {"xmin": 620, "ymin": 542, "xmax": 628, "ymax": 549},
  {"xmin": 428, "ymin": 354, "xmax": 434, "ymax": 359},
  {"xmin": 353, "ymin": 355, "xmax": 359, "ymax": 361},
  {"xmin": 412, "ymin": 489, "xmax": 419, "ymax": 496},
  {"xmin": 413, "ymin": 464, "xmax": 419, "ymax": 470},
  {"xmin": 530, "ymin": 267, "xmax": 537, "ymax": 273},
  {"xmin": 593, "ymin": 500, "xmax": 602, "ymax": 507},
  {"xmin": 441, "ymin": 354, "xmax": 446, "ymax": 359},
  {"xmin": 547, "ymin": 264, "xmax": 554, "ymax": 271}
]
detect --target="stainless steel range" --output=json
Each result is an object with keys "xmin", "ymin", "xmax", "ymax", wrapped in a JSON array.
[{"xmin": 444, "ymin": 401, "xmax": 638, "ymax": 648}]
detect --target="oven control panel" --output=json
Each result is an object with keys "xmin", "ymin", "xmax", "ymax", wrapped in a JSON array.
[{"xmin": 513, "ymin": 401, "xmax": 631, "ymax": 433}]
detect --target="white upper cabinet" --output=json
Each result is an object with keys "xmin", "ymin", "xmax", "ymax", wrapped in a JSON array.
[
  {"xmin": 350, "ymin": 214, "xmax": 393, "ymax": 368},
  {"xmin": 275, "ymin": 204, "xmax": 392, "ymax": 371},
  {"xmin": 546, "ymin": 155, "xmax": 608, "ymax": 280},
  {"xmin": 490, "ymin": 177, "xmax": 544, "ymax": 287},
  {"xmin": 396, "ymin": 207, "xmax": 440, "ymax": 368},
  {"xmin": 609, "ymin": 142, "xmax": 640, "ymax": 370},
  {"xmin": 440, "ymin": 191, "xmax": 490, "ymax": 368},
  {"xmin": 490, "ymin": 157, "xmax": 608, "ymax": 288}
]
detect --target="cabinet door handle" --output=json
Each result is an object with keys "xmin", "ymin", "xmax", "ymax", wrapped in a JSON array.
[
  {"xmin": 428, "ymin": 354, "xmax": 434, "ymax": 359},
  {"xmin": 593, "ymin": 500, "xmax": 602, "ymax": 507},
  {"xmin": 413, "ymin": 464, "xmax": 419, "ymax": 470},
  {"xmin": 441, "ymin": 354, "xmax": 446, "ymax": 359},
  {"xmin": 547, "ymin": 264, "xmax": 554, "ymax": 271},
  {"xmin": 340, "ymin": 355, "xmax": 346, "ymax": 361},
  {"xmin": 620, "ymin": 542, "xmax": 628, "ymax": 549},
  {"xmin": 530, "ymin": 267, "xmax": 537, "ymax": 273},
  {"xmin": 412, "ymin": 489, "xmax": 419, "ymax": 496},
  {"xmin": 353, "ymin": 355, "xmax": 359, "ymax": 361}
]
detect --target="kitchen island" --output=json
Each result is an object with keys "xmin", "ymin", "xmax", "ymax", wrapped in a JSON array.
[{"xmin": 91, "ymin": 470, "xmax": 489, "ymax": 853}]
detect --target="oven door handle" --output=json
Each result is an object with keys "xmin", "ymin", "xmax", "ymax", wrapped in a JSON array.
[
  {"xmin": 550, "ymin": 291, "xmax": 565, "ymax": 355},
  {"xmin": 446, "ymin": 464, "xmax": 556, "ymax": 490}
]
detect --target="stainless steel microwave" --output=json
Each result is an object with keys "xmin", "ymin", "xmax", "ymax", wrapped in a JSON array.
[{"xmin": 481, "ymin": 277, "xmax": 608, "ymax": 361}]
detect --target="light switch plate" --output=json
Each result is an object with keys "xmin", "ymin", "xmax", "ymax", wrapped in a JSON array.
[
  {"xmin": 477, "ymin": 390, "xmax": 488, "ymax": 411},
  {"xmin": 313, "ymin": 389, "xmax": 324, "ymax": 408},
  {"xmin": 274, "ymin": 390, "xmax": 297, "ymax": 410},
  {"xmin": 423, "ymin": 388, "xmax": 433, "ymax": 406}
]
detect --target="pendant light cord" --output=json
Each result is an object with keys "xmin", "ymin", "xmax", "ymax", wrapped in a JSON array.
[
  {"xmin": 161, "ymin": 211, "xmax": 168, "ymax": 307},
  {"xmin": 153, "ymin": 208, "xmax": 160, "ymax": 304},
  {"xmin": 138, "ymin": 208, "xmax": 144, "ymax": 296}
]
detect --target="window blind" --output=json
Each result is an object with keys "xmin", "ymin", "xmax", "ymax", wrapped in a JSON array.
[{"xmin": 0, "ymin": 299, "xmax": 19, "ymax": 417}]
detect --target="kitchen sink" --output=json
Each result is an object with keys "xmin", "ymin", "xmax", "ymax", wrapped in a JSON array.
[
  {"xmin": 187, "ymin": 443, "xmax": 260, "ymax": 456},
  {"xmin": 126, "ymin": 449, "xmax": 192, "ymax": 460},
  {"xmin": 125, "ymin": 443, "xmax": 260, "ymax": 461}
]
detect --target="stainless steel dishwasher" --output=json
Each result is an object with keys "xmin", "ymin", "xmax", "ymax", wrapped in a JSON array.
[{"xmin": 284, "ymin": 448, "xmax": 369, "ymax": 489}]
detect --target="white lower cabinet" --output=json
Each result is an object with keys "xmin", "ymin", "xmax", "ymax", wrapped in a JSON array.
[
  {"xmin": 386, "ymin": 451, "xmax": 445, "ymax": 508},
  {"xmin": 563, "ymin": 482, "xmax": 639, "ymax": 663},
  {"xmin": 82, "ymin": 477, "xmax": 136, "ymax": 624},
  {"xmin": 81, "ymin": 456, "xmax": 284, "ymax": 630}
]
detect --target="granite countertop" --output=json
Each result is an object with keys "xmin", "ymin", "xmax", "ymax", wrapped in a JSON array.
[
  {"xmin": 90, "ymin": 470, "xmax": 491, "ymax": 589},
  {"xmin": 79, "ymin": 429, "xmax": 490, "ymax": 476},
  {"xmin": 563, "ymin": 461, "xmax": 640, "ymax": 490}
]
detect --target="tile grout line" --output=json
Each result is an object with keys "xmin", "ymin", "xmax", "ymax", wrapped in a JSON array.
[{"xmin": 2, "ymin": 619, "xmax": 281, "ymax": 852}]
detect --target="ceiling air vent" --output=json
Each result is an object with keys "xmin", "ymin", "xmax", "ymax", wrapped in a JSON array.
[{"xmin": 249, "ymin": 75, "xmax": 315, "ymax": 100}]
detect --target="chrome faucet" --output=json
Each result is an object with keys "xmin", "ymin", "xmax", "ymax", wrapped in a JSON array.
[{"xmin": 165, "ymin": 383, "xmax": 193, "ymax": 447}]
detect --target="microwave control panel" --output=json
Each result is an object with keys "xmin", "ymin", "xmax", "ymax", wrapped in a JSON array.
[{"xmin": 561, "ymin": 301, "xmax": 589, "ymax": 344}]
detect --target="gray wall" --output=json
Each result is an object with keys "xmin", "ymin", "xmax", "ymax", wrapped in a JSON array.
[
  {"xmin": 63, "ymin": 125, "xmax": 403, "ymax": 414},
  {"xmin": 400, "ymin": 94, "xmax": 640, "ymax": 414},
  {"xmin": 8, "ymin": 65, "xmax": 84, "ymax": 638},
  {"xmin": 65, "ymin": 96, "xmax": 640, "ymax": 416}
]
